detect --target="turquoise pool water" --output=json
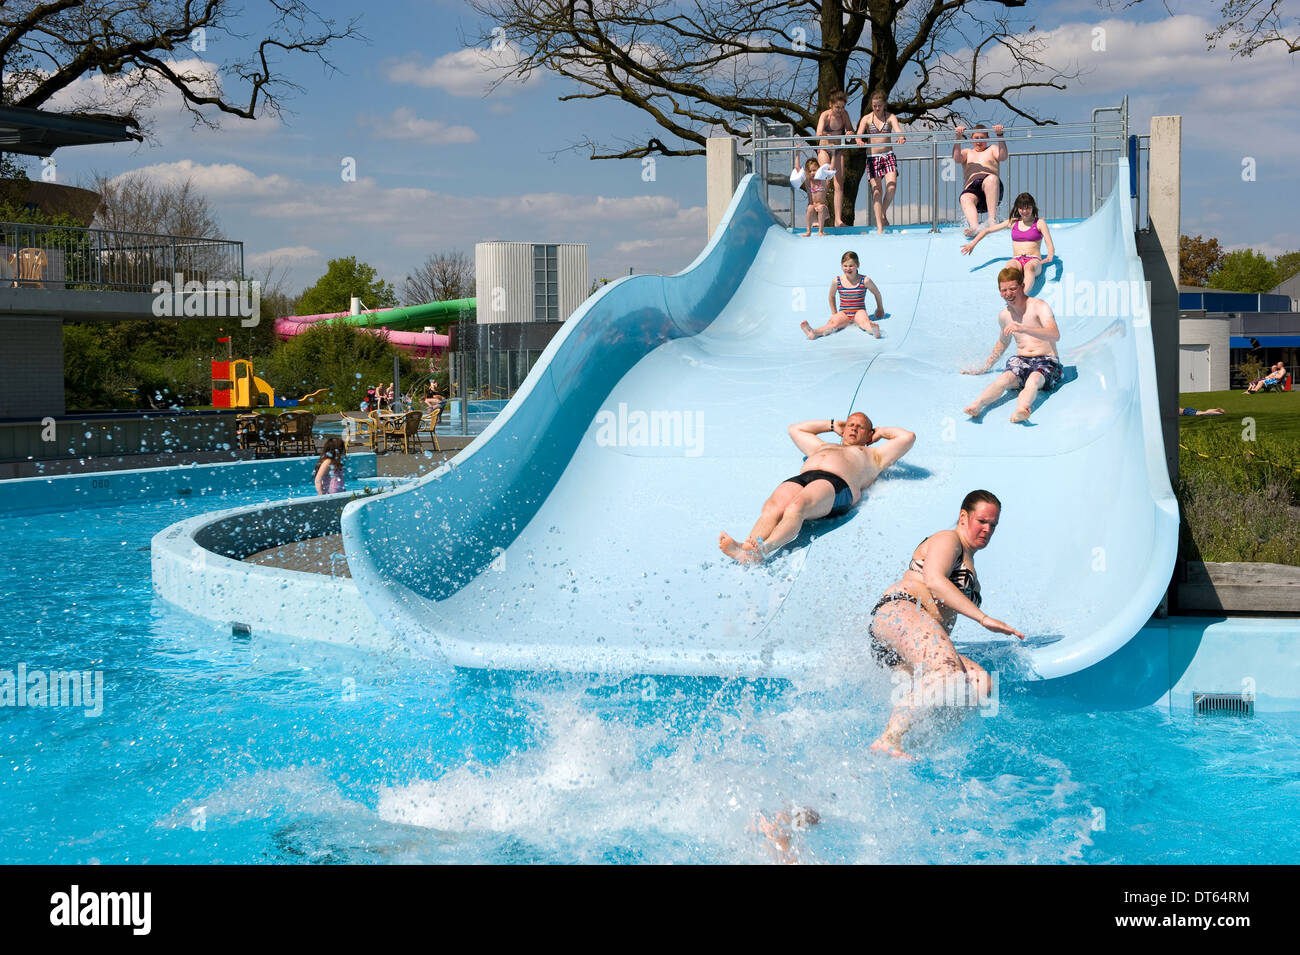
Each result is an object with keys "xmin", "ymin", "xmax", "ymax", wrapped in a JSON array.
[{"xmin": 2, "ymin": 491, "xmax": 1298, "ymax": 864}]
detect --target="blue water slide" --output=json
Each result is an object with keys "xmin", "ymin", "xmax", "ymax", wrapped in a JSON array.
[{"xmin": 340, "ymin": 160, "xmax": 1177, "ymax": 683}]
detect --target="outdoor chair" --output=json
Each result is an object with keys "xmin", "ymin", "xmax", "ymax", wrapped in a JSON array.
[
  {"xmin": 252, "ymin": 414, "xmax": 281, "ymax": 458},
  {"xmin": 236, "ymin": 413, "xmax": 262, "ymax": 452},
  {"xmin": 382, "ymin": 410, "xmax": 424, "ymax": 454},
  {"xmin": 277, "ymin": 411, "xmax": 316, "ymax": 456},
  {"xmin": 419, "ymin": 404, "xmax": 443, "ymax": 451},
  {"xmin": 10, "ymin": 248, "xmax": 47, "ymax": 288}
]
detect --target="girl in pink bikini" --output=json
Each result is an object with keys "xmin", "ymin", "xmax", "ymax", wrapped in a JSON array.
[{"xmin": 959, "ymin": 192, "xmax": 1055, "ymax": 290}]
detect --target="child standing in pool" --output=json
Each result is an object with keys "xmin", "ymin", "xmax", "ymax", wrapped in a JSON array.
[
  {"xmin": 314, "ymin": 436, "xmax": 346, "ymax": 495},
  {"xmin": 855, "ymin": 89, "xmax": 906, "ymax": 234},
  {"xmin": 795, "ymin": 155, "xmax": 830, "ymax": 237},
  {"xmin": 801, "ymin": 250, "xmax": 884, "ymax": 339},
  {"xmin": 960, "ymin": 192, "xmax": 1055, "ymax": 291}
]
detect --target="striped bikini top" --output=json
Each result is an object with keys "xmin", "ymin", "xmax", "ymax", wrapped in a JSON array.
[
  {"xmin": 908, "ymin": 539, "xmax": 982, "ymax": 608},
  {"xmin": 836, "ymin": 276, "xmax": 868, "ymax": 311}
]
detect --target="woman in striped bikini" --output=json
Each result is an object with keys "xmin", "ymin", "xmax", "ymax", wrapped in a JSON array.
[
  {"xmin": 866, "ymin": 490, "xmax": 1024, "ymax": 758},
  {"xmin": 800, "ymin": 250, "xmax": 884, "ymax": 340}
]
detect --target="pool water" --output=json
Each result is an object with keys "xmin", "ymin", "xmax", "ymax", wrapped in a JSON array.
[{"xmin": 2, "ymin": 491, "xmax": 1298, "ymax": 864}]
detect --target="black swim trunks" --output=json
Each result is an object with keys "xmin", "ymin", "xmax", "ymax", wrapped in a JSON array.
[
  {"xmin": 961, "ymin": 173, "xmax": 1005, "ymax": 214},
  {"xmin": 1006, "ymin": 355, "xmax": 1064, "ymax": 391},
  {"xmin": 783, "ymin": 469, "xmax": 855, "ymax": 518}
]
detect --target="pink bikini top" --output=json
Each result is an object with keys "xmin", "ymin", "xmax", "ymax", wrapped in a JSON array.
[{"xmin": 1011, "ymin": 218, "xmax": 1043, "ymax": 242}]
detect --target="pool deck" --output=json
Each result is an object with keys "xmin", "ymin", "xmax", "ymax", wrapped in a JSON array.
[{"xmin": 0, "ymin": 416, "xmax": 473, "ymax": 479}]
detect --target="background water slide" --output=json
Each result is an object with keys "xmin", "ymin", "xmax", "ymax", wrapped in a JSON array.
[
  {"xmin": 340, "ymin": 163, "xmax": 1176, "ymax": 685},
  {"xmin": 273, "ymin": 298, "xmax": 475, "ymax": 352}
]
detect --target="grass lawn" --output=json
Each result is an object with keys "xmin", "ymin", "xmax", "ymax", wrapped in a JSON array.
[
  {"xmin": 1178, "ymin": 390, "xmax": 1300, "ymax": 446},
  {"xmin": 1177, "ymin": 389, "xmax": 1300, "ymax": 566}
]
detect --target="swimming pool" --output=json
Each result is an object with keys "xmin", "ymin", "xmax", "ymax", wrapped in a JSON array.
[{"xmin": 2, "ymin": 487, "xmax": 1298, "ymax": 864}]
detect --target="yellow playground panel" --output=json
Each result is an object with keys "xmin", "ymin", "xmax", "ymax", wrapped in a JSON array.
[{"xmin": 211, "ymin": 359, "xmax": 328, "ymax": 409}]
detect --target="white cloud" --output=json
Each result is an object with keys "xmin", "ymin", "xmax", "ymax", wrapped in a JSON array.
[
  {"xmin": 357, "ymin": 107, "xmax": 478, "ymax": 144},
  {"xmin": 247, "ymin": 245, "xmax": 322, "ymax": 269},
  {"xmin": 383, "ymin": 44, "xmax": 541, "ymax": 97},
  {"xmin": 116, "ymin": 159, "xmax": 293, "ymax": 197}
]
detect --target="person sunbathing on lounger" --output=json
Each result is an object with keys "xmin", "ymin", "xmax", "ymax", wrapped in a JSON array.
[{"xmin": 718, "ymin": 413, "xmax": 915, "ymax": 563}]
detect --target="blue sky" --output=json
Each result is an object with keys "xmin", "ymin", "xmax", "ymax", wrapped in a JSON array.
[{"xmin": 35, "ymin": 0, "xmax": 1300, "ymax": 300}]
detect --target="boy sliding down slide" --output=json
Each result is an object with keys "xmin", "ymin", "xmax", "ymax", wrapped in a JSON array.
[
  {"xmin": 962, "ymin": 267, "xmax": 1063, "ymax": 423},
  {"xmin": 719, "ymin": 413, "xmax": 915, "ymax": 563}
]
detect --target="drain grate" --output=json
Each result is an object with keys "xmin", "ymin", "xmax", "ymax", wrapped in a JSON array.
[{"xmin": 1193, "ymin": 692, "xmax": 1254, "ymax": 717}]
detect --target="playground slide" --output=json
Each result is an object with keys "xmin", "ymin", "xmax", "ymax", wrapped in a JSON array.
[
  {"xmin": 340, "ymin": 161, "xmax": 1177, "ymax": 684},
  {"xmin": 274, "ymin": 298, "xmax": 474, "ymax": 352}
]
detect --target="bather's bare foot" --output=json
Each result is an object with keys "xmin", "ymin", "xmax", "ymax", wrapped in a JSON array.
[
  {"xmin": 868, "ymin": 322, "xmax": 882, "ymax": 339},
  {"xmin": 1010, "ymin": 406, "xmax": 1032, "ymax": 423},
  {"xmin": 720, "ymin": 532, "xmax": 763, "ymax": 563},
  {"xmin": 800, "ymin": 321, "xmax": 818, "ymax": 340},
  {"xmin": 870, "ymin": 736, "xmax": 915, "ymax": 760},
  {"xmin": 964, "ymin": 402, "xmax": 985, "ymax": 419}
]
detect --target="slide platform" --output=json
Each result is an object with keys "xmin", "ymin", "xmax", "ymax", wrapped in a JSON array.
[{"xmin": 340, "ymin": 162, "xmax": 1176, "ymax": 683}]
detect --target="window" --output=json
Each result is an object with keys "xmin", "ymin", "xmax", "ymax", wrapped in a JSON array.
[{"xmin": 533, "ymin": 244, "xmax": 559, "ymax": 321}]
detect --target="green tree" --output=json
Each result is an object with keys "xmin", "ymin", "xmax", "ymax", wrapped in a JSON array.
[
  {"xmin": 1273, "ymin": 250, "xmax": 1300, "ymax": 285},
  {"xmin": 263, "ymin": 322, "xmax": 419, "ymax": 410},
  {"xmin": 1208, "ymin": 249, "xmax": 1280, "ymax": 293},
  {"xmin": 298, "ymin": 256, "xmax": 398, "ymax": 316},
  {"xmin": 1179, "ymin": 234, "xmax": 1225, "ymax": 287}
]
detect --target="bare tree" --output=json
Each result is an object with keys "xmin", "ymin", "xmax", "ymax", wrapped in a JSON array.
[
  {"xmin": 86, "ymin": 169, "xmax": 231, "ymax": 285},
  {"xmin": 1114, "ymin": 1, "xmax": 1298, "ymax": 56},
  {"xmin": 0, "ymin": 1, "xmax": 363, "ymax": 135},
  {"xmin": 470, "ymin": 0, "xmax": 1078, "ymax": 225},
  {"xmin": 402, "ymin": 250, "xmax": 474, "ymax": 304},
  {"xmin": 87, "ymin": 171, "xmax": 223, "ymax": 238}
]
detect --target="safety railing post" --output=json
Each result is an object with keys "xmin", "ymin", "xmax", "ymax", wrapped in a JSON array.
[{"xmin": 930, "ymin": 137, "xmax": 939, "ymax": 233}]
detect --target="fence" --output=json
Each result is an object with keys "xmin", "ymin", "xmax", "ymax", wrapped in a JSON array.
[
  {"xmin": 0, "ymin": 220, "xmax": 244, "ymax": 292},
  {"xmin": 744, "ymin": 98, "xmax": 1141, "ymax": 232}
]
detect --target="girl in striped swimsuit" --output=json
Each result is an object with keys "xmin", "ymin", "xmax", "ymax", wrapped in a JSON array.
[{"xmin": 801, "ymin": 250, "xmax": 885, "ymax": 340}]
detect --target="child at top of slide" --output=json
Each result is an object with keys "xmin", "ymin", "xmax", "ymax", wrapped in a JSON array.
[
  {"xmin": 800, "ymin": 250, "xmax": 884, "ymax": 340},
  {"xmin": 792, "ymin": 154, "xmax": 834, "ymax": 237},
  {"xmin": 960, "ymin": 192, "xmax": 1055, "ymax": 290},
  {"xmin": 855, "ymin": 89, "xmax": 907, "ymax": 234}
]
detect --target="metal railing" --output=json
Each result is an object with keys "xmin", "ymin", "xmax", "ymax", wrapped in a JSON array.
[
  {"xmin": 0, "ymin": 220, "xmax": 244, "ymax": 292},
  {"xmin": 745, "ymin": 99, "xmax": 1134, "ymax": 232}
]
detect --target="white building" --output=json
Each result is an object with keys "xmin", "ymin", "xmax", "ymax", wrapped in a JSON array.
[{"xmin": 475, "ymin": 242, "xmax": 588, "ymax": 325}]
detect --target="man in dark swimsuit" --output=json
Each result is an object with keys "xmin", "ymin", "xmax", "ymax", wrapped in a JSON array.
[
  {"xmin": 953, "ymin": 124, "xmax": 1008, "ymax": 237},
  {"xmin": 719, "ymin": 413, "xmax": 915, "ymax": 563}
]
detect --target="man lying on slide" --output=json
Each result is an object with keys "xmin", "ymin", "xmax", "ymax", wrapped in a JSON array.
[{"xmin": 719, "ymin": 413, "xmax": 915, "ymax": 563}]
